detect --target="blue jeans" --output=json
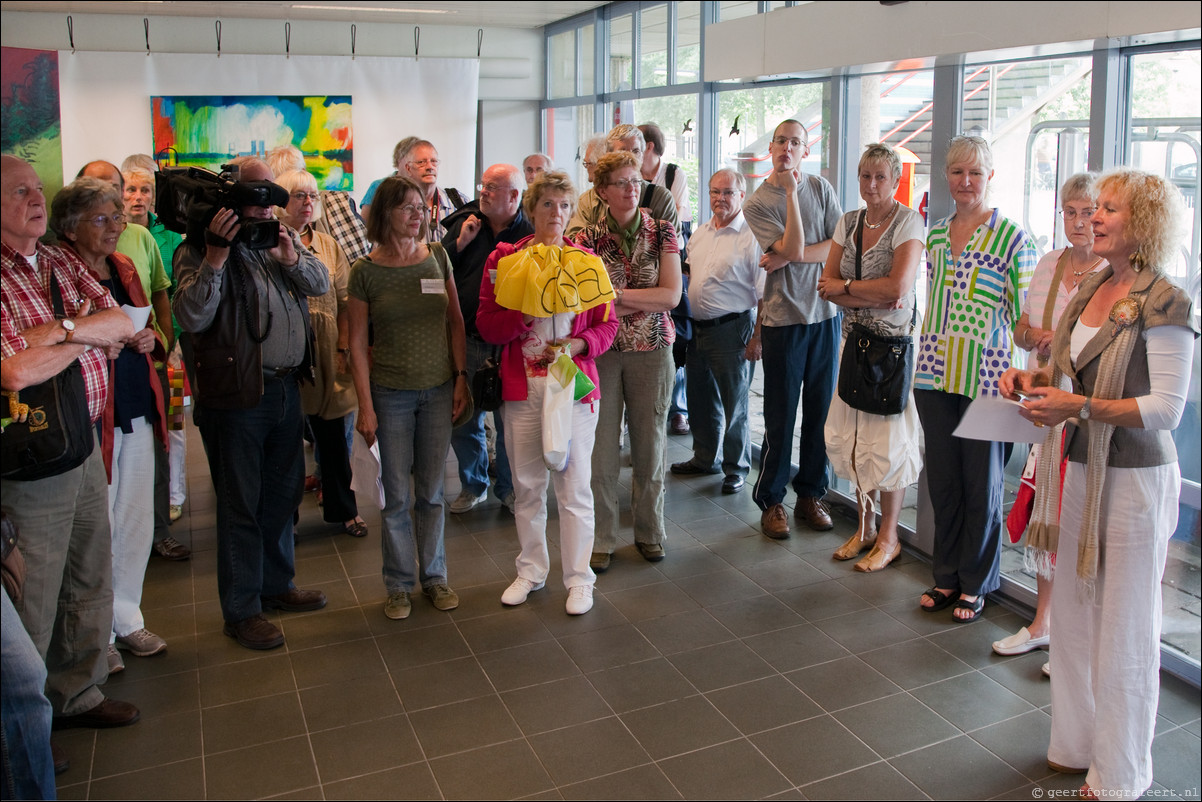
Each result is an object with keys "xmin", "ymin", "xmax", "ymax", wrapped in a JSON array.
[
  {"xmin": 753, "ymin": 317, "xmax": 839, "ymax": 508},
  {"xmin": 449, "ymin": 337, "xmax": 512, "ymax": 500},
  {"xmin": 685, "ymin": 311, "xmax": 755, "ymax": 477},
  {"xmin": 2, "ymin": 587, "xmax": 55, "ymax": 801},
  {"xmin": 195, "ymin": 375, "xmax": 304, "ymax": 623},
  {"xmin": 373, "ymin": 380, "xmax": 452, "ymax": 593},
  {"xmin": 670, "ymin": 366, "xmax": 688, "ymax": 418}
]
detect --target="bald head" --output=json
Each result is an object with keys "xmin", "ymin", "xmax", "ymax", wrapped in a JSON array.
[
  {"xmin": 523, "ymin": 154, "xmax": 553, "ymax": 186},
  {"xmin": 479, "ymin": 163, "xmax": 522, "ymax": 225},
  {"xmin": 230, "ymin": 157, "xmax": 273, "ymax": 183},
  {"xmin": 79, "ymin": 160, "xmax": 124, "ymax": 192}
]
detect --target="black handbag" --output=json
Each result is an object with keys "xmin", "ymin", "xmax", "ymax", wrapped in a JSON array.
[
  {"xmin": 472, "ymin": 348, "xmax": 503, "ymax": 412},
  {"xmin": 836, "ymin": 211, "xmax": 916, "ymax": 416},
  {"xmin": 2, "ymin": 273, "xmax": 96, "ymax": 481}
]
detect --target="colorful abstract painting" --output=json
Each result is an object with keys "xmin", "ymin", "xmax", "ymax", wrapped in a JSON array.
[
  {"xmin": 151, "ymin": 95, "xmax": 353, "ymax": 190},
  {"xmin": 1, "ymin": 47, "xmax": 63, "ymax": 200}
]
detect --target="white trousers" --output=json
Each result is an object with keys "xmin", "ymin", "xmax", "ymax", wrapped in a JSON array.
[
  {"xmin": 503, "ymin": 381, "xmax": 598, "ymax": 590},
  {"xmin": 168, "ymin": 426, "xmax": 187, "ymax": 506},
  {"xmin": 109, "ymin": 416, "xmax": 156, "ymax": 639},
  {"xmin": 1047, "ymin": 461, "xmax": 1179, "ymax": 800}
]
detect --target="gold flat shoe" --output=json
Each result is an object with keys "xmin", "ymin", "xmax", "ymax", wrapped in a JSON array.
[
  {"xmin": 854, "ymin": 541, "xmax": 901, "ymax": 572},
  {"xmin": 833, "ymin": 531, "xmax": 876, "ymax": 561}
]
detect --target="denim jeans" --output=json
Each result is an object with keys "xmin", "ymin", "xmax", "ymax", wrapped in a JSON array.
[
  {"xmin": 373, "ymin": 379, "xmax": 452, "ymax": 593},
  {"xmin": 753, "ymin": 317, "xmax": 838, "ymax": 509},
  {"xmin": 685, "ymin": 311, "xmax": 754, "ymax": 477},
  {"xmin": 195, "ymin": 374, "xmax": 304, "ymax": 624},
  {"xmin": 1, "ymin": 587, "xmax": 56, "ymax": 801},
  {"xmin": 450, "ymin": 337, "xmax": 513, "ymax": 500}
]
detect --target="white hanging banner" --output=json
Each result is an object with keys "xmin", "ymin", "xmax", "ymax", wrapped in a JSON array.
[{"xmin": 57, "ymin": 51, "xmax": 479, "ymax": 204}]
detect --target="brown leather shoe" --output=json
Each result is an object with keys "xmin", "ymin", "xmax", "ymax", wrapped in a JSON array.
[
  {"xmin": 761, "ymin": 503, "xmax": 790, "ymax": 539},
  {"xmin": 54, "ymin": 698, "xmax": 140, "ymax": 729},
  {"xmin": 670, "ymin": 414, "xmax": 690, "ymax": 435},
  {"xmin": 797, "ymin": 497, "xmax": 834, "ymax": 531},
  {"xmin": 51, "ymin": 741, "xmax": 70, "ymax": 774},
  {"xmin": 261, "ymin": 588, "xmax": 327, "ymax": 613},
  {"xmin": 224, "ymin": 614, "xmax": 285, "ymax": 650}
]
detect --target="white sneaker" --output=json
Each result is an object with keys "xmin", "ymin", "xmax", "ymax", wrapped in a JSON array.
[
  {"xmin": 1041, "ymin": 661, "xmax": 1051, "ymax": 678},
  {"xmin": 501, "ymin": 577, "xmax": 544, "ymax": 606},
  {"xmin": 106, "ymin": 644, "xmax": 124, "ymax": 675},
  {"xmin": 448, "ymin": 489, "xmax": 488, "ymax": 514},
  {"xmin": 116, "ymin": 628, "xmax": 167, "ymax": 657},
  {"xmin": 501, "ymin": 492, "xmax": 516, "ymax": 515},
  {"xmin": 992, "ymin": 626, "xmax": 1050, "ymax": 656},
  {"xmin": 565, "ymin": 584, "xmax": 594, "ymax": 615}
]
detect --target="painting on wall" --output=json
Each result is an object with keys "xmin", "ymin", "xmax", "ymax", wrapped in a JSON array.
[
  {"xmin": 151, "ymin": 95, "xmax": 353, "ymax": 190},
  {"xmin": 1, "ymin": 46, "xmax": 63, "ymax": 199}
]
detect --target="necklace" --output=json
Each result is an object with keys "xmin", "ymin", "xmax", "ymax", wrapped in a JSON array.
[
  {"xmin": 1070, "ymin": 248, "xmax": 1101, "ymax": 278},
  {"xmin": 864, "ymin": 200, "xmax": 898, "ymax": 230}
]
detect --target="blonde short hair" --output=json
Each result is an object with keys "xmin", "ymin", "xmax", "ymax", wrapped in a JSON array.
[
  {"xmin": 274, "ymin": 169, "xmax": 322, "ymax": 223},
  {"xmin": 523, "ymin": 170, "xmax": 577, "ymax": 219}
]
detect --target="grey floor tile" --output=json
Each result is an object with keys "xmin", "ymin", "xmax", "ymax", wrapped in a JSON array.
[
  {"xmin": 1159, "ymin": 674, "xmax": 1202, "ymax": 725},
  {"xmin": 785, "ymin": 656, "xmax": 903, "ymax": 712},
  {"xmin": 289, "ymin": 636, "xmax": 388, "ymax": 689},
  {"xmin": 835, "ymin": 692, "xmax": 960, "ymax": 758},
  {"xmin": 799, "ymin": 760, "xmax": 928, "ymax": 800},
  {"xmin": 706, "ymin": 675, "xmax": 823, "ymax": 735},
  {"xmin": 198, "ymin": 652, "xmax": 296, "ymax": 707},
  {"xmin": 322, "ymin": 762, "xmax": 443, "ymax": 800},
  {"xmin": 653, "ymin": 547, "xmax": 733, "ymax": 580},
  {"xmin": 391, "ymin": 655, "xmax": 494, "ymax": 711},
  {"xmin": 836, "ymin": 561, "xmax": 930, "ymax": 605},
  {"xmin": 201, "ymin": 692, "xmax": 306, "ymax": 753},
  {"xmin": 911, "ymin": 672, "xmax": 1035, "ymax": 732},
  {"xmin": 658, "ymin": 738, "xmax": 793, "ymax": 800},
  {"xmin": 299, "ymin": 671, "xmax": 404, "ymax": 730},
  {"xmin": 204, "ymin": 735, "xmax": 318, "ymax": 799},
  {"xmin": 774, "ymin": 579, "xmax": 875, "ymax": 622},
  {"xmin": 620, "ymin": 695, "xmax": 741, "ymax": 759},
  {"xmin": 673, "ymin": 567, "xmax": 769, "ymax": 607},
  {"xmin": 277, "ymin": 604, "xmax": 373, "ymax": 650},
  {"xmin": 980, "ymin": 650, "xmax": 1052, "ymax": 707},
  {"xmin": 743, "ymin": 623, "xmax": 851, "ymax": 672},
  {"xmin": 502, "ymin": 675, "xmax": 614, "ymax": 734},
  {"xmin": 528, "ymin": 717, "xmax": 653, "ymax": 785},
  {"xmin": 558, "ymin": 763, "xmax": 683, "ymax": 800},
  {"xmin": 309, "ymin": 714, "xmax": 423, "ymax": 783},
  {"xmin": 428, "ymin": 739, "xmax": 554, "ymax": 800},
  {"xmin": 586, "ymin": 658, "xmax": 699, "ymax": 713},
  {"xmin": 858, "ymin": 637, "xmax": 975, "ymax": 690},
  {"xmin": 740, "ymin": 553, "xmax": 832, "ymax": 592},
  {"xmin": 560, "ymin": 623, "xmax": 660, "ymax": 673},
  {"xmin": 373, "ymin": 621, "xmax": 471, "ymax": 672},
  {"xmin": 1151, "ymin": 726, "xmax": 1202, "ymax": 797},
  {"xmin": 969, "ymin": 709, "xmax": 1054, "ymax": 780},
  {"xmin": 925, "ymin": 617, "xmax": 1020, "ymax": 669},
  {"xmin": 812, "ymin": 607, "xmax": 923, "ymax": 653},
  {"xmin": 667, "ymin": 639, "xmax": 776, "ymax": 692},
  {"xmin": 105, "ymin": 669, "xmax": 201, "ymax": 721},
  {"xmin": 890, "ymin": 734, "xmax": 1029, "ymax": 799},
  {"xmin": 457, "ymin": 606, "xmax": 554, "ymax": 653},
  {"xmin": 476, "ymin": 638, "xmax": 581, "ymax": 692},
  {"xmin": 86, "ymin": 757, "xmax": 205, "ymax": 800},
  {"xmin": 749, "ymin": 715, "xmax": 879, "ymax": 785},
  {"xmin": 706, "ymin": 593, "xmax": 807, "ymax": 637},
  {"xmin": 635, "ymin": 608, "xmax": 735, "ymax": 655},
  {"xmin": 606, "ymin": 580, "xmax": 701, "ymax": 622},
  {"xmin": 408, "ymin": 695, "xmax": 521, "ymax": 759},
  {"xmin": 89, "ymin": 709, "xmax": 203, "ymax": 778}
]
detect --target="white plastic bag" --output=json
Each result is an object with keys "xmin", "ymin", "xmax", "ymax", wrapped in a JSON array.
[
  {"xmin": 350, "ymin": 432, "xmax": 386, "ymax": 509},
  {"xmin": 542, "ymin": 346, "xmax": 575, "ymax": 471}
]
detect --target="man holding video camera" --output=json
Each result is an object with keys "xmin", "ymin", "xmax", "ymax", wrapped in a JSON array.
[{"xmin": 172, "ymin": 157, "xmax": 330, "ymax": 651}]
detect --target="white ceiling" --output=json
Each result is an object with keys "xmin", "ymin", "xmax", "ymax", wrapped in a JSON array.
[{"xmin": 0, "ymin": 1, "xmax": 608, "ymax": 29}]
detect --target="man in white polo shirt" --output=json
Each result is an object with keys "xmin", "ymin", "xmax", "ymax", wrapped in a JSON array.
[{"xmin": 670, "ymin": 168, "xmax": 763, "ymax": 494}]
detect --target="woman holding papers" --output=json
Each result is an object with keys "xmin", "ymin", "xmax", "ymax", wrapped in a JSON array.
[
  {"xmin": 51, "ymin": 177, "xmax": 169, "ymax": 670},
  {"xmin": 913, "ymin": 136, "xmax": 1035, "ymax": 622},
  {"xmin": 992, "ymin": 173, "xmax": 1106, "ymax": 663},
  {"xmin": 1001, "ymin": 169, "xmax": 1194, "ymax": 800},
  {"xmin": 477, "ymin": 170, "xmax": 618, "ymax": 615}
]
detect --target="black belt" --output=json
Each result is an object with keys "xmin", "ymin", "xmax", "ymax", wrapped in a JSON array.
[
  {"xmin": 263, "ymin": 366, "xmax": 297, "ymax": 379},
  {"xmin": 693, "ymin": 310, "xmax": 750, "ymax": 329}
]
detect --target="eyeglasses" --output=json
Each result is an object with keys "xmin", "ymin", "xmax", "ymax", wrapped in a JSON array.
[
  {"xmin": 85, "ymin": 213, "xmax": 125, "ymax": 228},
  {"xmin": 397, "ymin": 203, "xmax": 429, "ymax": 217},
  {"xmin": 606, "ymin": 178, "xmax": 643, "ymax": 193},
  {"xmin": 1060, "ymin": 208, "xmax": 1097, "ymax": 222},
  {"xmin": 412, "ymin": 158, "xmax": 440, "ymax": 169},
  {"xmin": 709, "ymin": 189, "xmax": 739, "ymax": 198},
  {"xmin": 476, "ymin": 182, "xmax": 510, "ymax": 194},
  {"xmin": 290, "ymin": 191, "xmax": 320, "ymax": 202},
  {"xmin": 771, "ymin": 137, "xmax": 805, "ymax": 148},
  {"xmin": 582, "ymin": 160, "xmax": 597, "ymax": 169}
]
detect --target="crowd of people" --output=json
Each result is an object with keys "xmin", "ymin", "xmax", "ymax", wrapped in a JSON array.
[{"xmin": 1, "ymin": 114, "xmax": 1194, "ymax": 800}]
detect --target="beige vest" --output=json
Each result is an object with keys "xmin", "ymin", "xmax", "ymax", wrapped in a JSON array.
[{"xmin": 1054, "ymin": 266, "xmax": 1196, "ymax": 469}]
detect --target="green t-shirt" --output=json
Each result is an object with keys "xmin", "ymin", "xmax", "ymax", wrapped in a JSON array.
[{"xmin": 347, "ymin": 244, "xmax": 452, "ymax": 391}]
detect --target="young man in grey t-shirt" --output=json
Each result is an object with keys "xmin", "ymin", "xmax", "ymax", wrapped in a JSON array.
[{"xmin": 742, "ymin": 120, "xmax": 842, "ymax": 539}]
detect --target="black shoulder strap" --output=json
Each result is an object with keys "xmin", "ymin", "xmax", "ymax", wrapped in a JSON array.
[
  {"xmin": 853, "ymin": 211, "xmax": 866, "ymax": 280},
  {"xmin": 665, "ymin": 163, "xmax": 678, "ymax": 189},
  {"xmin": 48, "ymin": 271, "xmax": 67, "ymax": 317},
  {"xmin": 639, "ymin": 182, "xmax": 655, "ymax": 209},
  {"xmin": 445, "ymin": 187, "xmax": 467, "ymax": 210}
]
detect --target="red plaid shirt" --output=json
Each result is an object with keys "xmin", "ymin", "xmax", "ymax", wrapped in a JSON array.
[{"xmin": 2, "ymin": 240, "xmax": 117, "ymax": 422}]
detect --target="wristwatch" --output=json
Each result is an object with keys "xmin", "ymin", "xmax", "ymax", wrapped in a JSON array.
[
  {"xmin": 1078, "ymin": 397, "xmax": 1092, "ymax": 420},
  {"xmin": 61, "ymin": 318, "xmax": 76, "ymax": 343},
  {"xmin": 843, "ymin": 278, "xmax": 853, "ymax": 295}
]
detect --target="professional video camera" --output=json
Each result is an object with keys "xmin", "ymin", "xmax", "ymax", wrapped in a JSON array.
[{"xmin": 155, "ymin": 164, "xmax": 289, "ymax": 251}]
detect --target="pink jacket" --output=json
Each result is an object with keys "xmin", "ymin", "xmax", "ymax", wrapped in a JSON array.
[{"xmin": 476, "ymin": 238, "xmax": 618, "ymax": 404}]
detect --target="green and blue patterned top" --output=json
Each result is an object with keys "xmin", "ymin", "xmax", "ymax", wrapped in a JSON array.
[{"xmin": 916, "ymin": 208, "xmax": 1035, "ymax": 398}]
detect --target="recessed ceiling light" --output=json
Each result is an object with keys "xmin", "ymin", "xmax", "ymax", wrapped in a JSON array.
[{"xmin": 291, "ymin": 4, "xmax": 452, "ymax": 13}]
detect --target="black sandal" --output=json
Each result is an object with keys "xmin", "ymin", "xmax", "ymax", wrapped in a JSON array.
[
  {"xmin": 952, "ymin": 595, "xmax": 985, "ymax": 623},
  {"xmin": 343, "ymin": 520, "xmax": 369, "ymax": 538},
  {"xmin": 921, "ymin": 586, "xmax": 958, "ymax": 613}
]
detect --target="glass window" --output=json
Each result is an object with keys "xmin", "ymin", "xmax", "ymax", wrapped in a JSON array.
[
  {"xmin": 859, "ymin": 70, "xmax": 935, "ymax": 218},
  {"xmin": 610, "ymin": 14, "xmax": 633, "ymax": 92},
  {"xmin": 548, "ymin": 30, "xmax": 576, "ymax": 100},
  {"xmin": 544, "ymin": 105, "xmax": 596, "ymax": 192},
  {"xmin": 633, "ymin": 96, "xmax": 700, "ymax": 227},
  {"xmin": 639, "ymin": 5, "xmax": 669, "ymax": 89},
  {"xmin": 676, "ymin": 2, "xmax": 701, "ymax": 85},
  {"xmin": 719, "ymin": 1, "xmax": 759, "ymax": 22},
  {"xmin": 717, "ymin": 82, "xmax": 827, "ymax": 197},
  {"xmin": 581, "ymin": 24, "xmax": 596, "ymax": 95}
]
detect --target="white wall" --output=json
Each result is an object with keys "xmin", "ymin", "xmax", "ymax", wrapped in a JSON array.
[{"xmin": 1, "ymin": 10, "xmax": 546, "ymax": 187}]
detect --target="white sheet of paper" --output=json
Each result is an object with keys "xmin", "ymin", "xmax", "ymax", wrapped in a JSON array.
[
  {"xmin": 122, "ymin": 304, "xmax": 152, "ymax": 331},
  {"xmin": 953, "ymin": 394, "xmax": 1046, "ymax": 443},
  {"xmin": 350, "ymin": 432, "xmax": 386, "ymax": 509}
]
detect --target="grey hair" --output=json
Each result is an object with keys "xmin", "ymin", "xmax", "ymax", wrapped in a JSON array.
[
  {"xmin": 120, "ymin": 153, "xmax": 157, "ymax": 173},
  {"xmin": 122, "ymin": 167, "xmax": 155, "ymax": 190},
  {"xmin": 1060, "ymin": 172, "xmax": 1099, "ymax": 207},
  {"xmin": 50, "ymin": 177, "xmax": 122, "ymax": 239},
  {"xmin": 583, "ymin": 136, "xmax": 608, "ymax": 162},
  {"xmin": 266, "ymin": 145, "xmax": 306, "ymax": 177},
  {"xmin": 709, "ymin": 168, "xmax": 746, "ymax": 193},
  {"xmin": 606, "ymin": 124, "xmax": 645, "ymax": 151}
]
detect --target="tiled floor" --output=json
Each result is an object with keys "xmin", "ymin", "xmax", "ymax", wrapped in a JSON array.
[{"xmin": 55, "ymin": 425, "xmax": 1201, "ymax": 800}]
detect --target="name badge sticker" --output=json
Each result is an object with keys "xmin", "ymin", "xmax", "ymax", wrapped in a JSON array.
[
  {"xmin": 420, "ymin": 278, "xmax": 445, "ymax": 295},
  {"xmin": 489, "ymin": 269, "xmax": 498, "ymax": 284}
]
